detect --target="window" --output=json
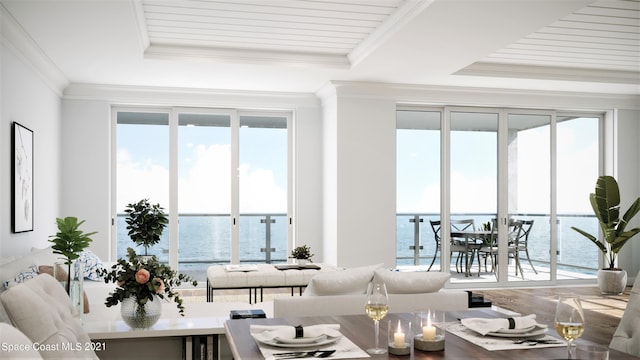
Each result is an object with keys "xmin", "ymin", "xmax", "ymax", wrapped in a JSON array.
[{"xmin": 115, "ymin": 108, "xmax": 293, "ymax": 282}]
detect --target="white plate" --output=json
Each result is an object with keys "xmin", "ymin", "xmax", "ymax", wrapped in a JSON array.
[
  {"xmin": 274, "ymin": 335, "xmax": 327, "ymax": 344},
  {"xmin": 255, "ymin": 335, "xmax": 341, "ymax": 348},
  {"xmin": 486, "ymin": 325, "xmax": 547, "ymax": 338},
  {"xmin": 492, "ymin": 325, "xmax": 537, "ymax": 334}
]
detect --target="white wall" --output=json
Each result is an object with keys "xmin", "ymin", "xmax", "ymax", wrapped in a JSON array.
[
  {"xmin": 321, "ymin": 84, "xmax": 398, "ymax": 268},
  {"xmin": 1, "ymin": 43, "xmax": 62, "ymax": 256},
  {"xmin": 61, "ymin": 99, "xmax": 111, "ymax": 259},
  {"xmin": 293, "ymin": 105, "xmax": 324, "ymax": 261},
  {"xmin": 616, "ymin": 109, "xmax": 640, "ymax": 282}
]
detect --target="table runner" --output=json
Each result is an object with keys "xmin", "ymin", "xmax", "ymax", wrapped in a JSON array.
[{"xmin": 443, "ymin": 322, "xmax": 566, "ymax": 351}]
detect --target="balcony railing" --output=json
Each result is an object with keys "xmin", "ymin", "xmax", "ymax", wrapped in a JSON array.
[{"xmin": 396, "ymin": 213, "xmax": 599, "ymax": 274}]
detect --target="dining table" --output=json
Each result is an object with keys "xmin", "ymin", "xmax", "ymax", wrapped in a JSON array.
[
  {"xmin": 224, "ymin": 308, "xmax": 638, "ymax": 359},
  {"xmin": 450, "ymin": 230, "xmax": 494, "ymax": 277}
]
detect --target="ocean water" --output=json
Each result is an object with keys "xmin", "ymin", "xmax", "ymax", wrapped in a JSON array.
[{"xmin": 117, "ymin": 214, "xmax": 599, "ymax": 282}]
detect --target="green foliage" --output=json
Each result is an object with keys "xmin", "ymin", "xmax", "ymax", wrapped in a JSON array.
[
  {"xmin": 48, "ymin": 216, "xmax": 97, "ymax": 293},
  {"xmin": 49, "ymin": 217, "xmax": 97, "ymax": 265},
  {"xmin": 571, "ymin": 176, "xmax": 640, "ymax": 269},
  {"xmin": 98, "ymin": 247, "xmax": 198, "ymax": 317},
  {"xmin": 289, "ymin": 245, "xmax": 314, "ymax": 260},
  {"xmin": 124, "ymin": 199, "xmax": 168, "ymax": 256}
]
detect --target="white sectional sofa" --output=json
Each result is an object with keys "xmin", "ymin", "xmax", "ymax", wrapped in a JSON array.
[{"xmin": 273, "ymin": 264, "xmax": 469, "ymax": 318}]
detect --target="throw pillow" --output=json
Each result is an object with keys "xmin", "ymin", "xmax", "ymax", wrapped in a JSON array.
[
  {"xmin": 1, "ymin": 264, "xmax": 39, "ymax": 289},
  {"xmin": 74, "ymin": 250, "xmax": 105, "ymax": 281},
  {"xmin": 372, "ymin": 269, "xmax": 450, "ymax": 294},
  {"xmin": 38, "ymin": 266, "xmax": 90, "ymax": 313},
  {"xmin": 304, "ymin": 263, "xmax": 384, "ymax": 296}
]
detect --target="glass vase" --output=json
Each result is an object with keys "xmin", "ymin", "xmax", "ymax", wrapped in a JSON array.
[{"xmin": 120, "ymin": 295, "xmax": 162, "ymax": 328}]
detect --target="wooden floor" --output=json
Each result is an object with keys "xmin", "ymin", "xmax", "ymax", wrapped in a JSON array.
[{"xmin": 476, "ymin": 285, "xmax": 631, "ymax": 346}]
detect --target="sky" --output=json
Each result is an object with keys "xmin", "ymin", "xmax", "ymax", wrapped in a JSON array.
[{"xmin": 117, "ymin": 114, "xmax": 599, "ymax": 216}]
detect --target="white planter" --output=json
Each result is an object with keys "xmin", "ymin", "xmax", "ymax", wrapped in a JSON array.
[
  {"xmin": 597, "ymin": 269, "xmax": 627, "ymax": 295},
  {"xmin": 296, "ymin": 259, "xmax": 309, "ymax": 266}
]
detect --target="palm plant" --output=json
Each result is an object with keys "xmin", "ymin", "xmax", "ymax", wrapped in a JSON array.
[{"xmin": 571, "ymin": 176, "xmax": 640, "ymax": 270}]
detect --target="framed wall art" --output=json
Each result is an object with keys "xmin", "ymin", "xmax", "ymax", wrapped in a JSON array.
[{"xmin": 12, "ymin": 122, "xmax": 34, "ymax": 232}]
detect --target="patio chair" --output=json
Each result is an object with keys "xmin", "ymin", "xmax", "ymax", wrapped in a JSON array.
[
  {"xmin": 427, "ymin": 220, "xmax": 470, "ymax": 272},
  {"xmin": 450, "ymin": 219, "xmax": 478, "ymax": 274},
  {"xmin": 478, "ymin": 220, "xmax": 524, "ymax": 278},
  {"xmin": 513, "ymin": 219, "xmax": 537, "ymax": 274}
]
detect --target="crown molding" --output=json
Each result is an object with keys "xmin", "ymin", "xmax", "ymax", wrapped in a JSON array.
[
  {"xmin": 456, "ymin": 62, "xmax": 640, "ymax": 85},
  {"xmin": 63, "ymin": 83, "xmax": 320, "ymax": 109},
  {"xmin": 323, "ymin": 81, "xmax": 640, "ymax": 111},
  {"xmin": 0, "ymin": 3, "xmax": 68, "ymax": 96}
]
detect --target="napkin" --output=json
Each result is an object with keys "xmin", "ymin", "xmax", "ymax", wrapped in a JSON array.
[
  {"xmin": 460, "ymin": 314, "xmax": 540, "ymax": 336},
  {"xmin": 250, "ymin": 324, "xmax": 341, "ymax": 341}
]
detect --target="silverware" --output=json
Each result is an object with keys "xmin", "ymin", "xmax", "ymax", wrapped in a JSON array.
[
  {"xmin": 273, "ymin": 349, "xmax": 336, "ymax": 358},
  {"xmin": 513, "ymin": 339, "xmax": 564, "ymax": 346}
]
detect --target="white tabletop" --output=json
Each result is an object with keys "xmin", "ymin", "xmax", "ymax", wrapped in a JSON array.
[{"xmin": 84, "ymin": 301, "xmax": 271, "ymax": 340}]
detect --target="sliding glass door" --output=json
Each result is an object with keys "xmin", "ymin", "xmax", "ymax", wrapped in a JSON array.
[{"xmin": 396, "ymin": 107, "xmax": 601, "ymax": 286}]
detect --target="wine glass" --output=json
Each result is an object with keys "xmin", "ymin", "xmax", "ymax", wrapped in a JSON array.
[
  {"xmin": 365, "ymin": 281, "xmax": 389, "ymax": 355},
  {"xmin": 555, "ymin": 295, "xmax": 585, "ymax": 359}
]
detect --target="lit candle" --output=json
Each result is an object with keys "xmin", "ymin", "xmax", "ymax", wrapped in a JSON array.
[
  {"xmin": 422, "ymin": 311, "xmax": 436, "ymax": 340},
  {"xmin": 394, "ymin": 320, "xmax": 405, "ymax": 347}
]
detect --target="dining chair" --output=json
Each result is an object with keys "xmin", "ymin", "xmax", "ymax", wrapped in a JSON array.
[
  {"xmin": 427, "ymin": 220, "xmax": 468, "ymax": 273},
  {"xmin": 479, "ymin": 220, "xmax": 524, "ymax": 279},
  {"xmin": 513, "ymin": 220, "xmax": 537, "ymax": 274},
  {"xmin": 450, "ymin": 219, "xmax": 478, "ymax": 275}
]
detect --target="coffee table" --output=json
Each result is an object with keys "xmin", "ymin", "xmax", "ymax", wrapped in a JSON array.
[{"xmin": 224, "ymin": 309, "xmax": 639, "ymax": 359}]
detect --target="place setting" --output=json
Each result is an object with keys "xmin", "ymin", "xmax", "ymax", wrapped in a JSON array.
[
  {"xmin": 444, "ymin": 313, "xmax": 567, "ymax": 352},
  {"xmin": 249, "ymin": 324, "xmax": 369, "ymax": 359}
]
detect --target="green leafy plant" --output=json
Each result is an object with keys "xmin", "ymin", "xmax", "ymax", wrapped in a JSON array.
[
  {"xmin": 571, "ymin": 176, "xmax": 640, "ymax": 270},
  {"xmin": 48, "ymin": 216, "xmax": 97, "ymax": 293},
  {"xmin": 289, "ymin": 245, "xmax": 314, "ymax": 261},
  {"xmin": 99, "ymin": 247, "xmax": 197, "ymax": 317},
  {"xmin": 124, "ymin": 199, "xmax": 168, "ymax": 256}
]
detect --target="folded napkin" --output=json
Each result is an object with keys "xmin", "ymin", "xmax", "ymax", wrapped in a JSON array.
[
  {"xmin": 250, "ymin": 324, "xmax": 341, "ymax": 341},
  {"xmin": 461, "ymin": 314, "xmax": 539, "ymax": 336}
]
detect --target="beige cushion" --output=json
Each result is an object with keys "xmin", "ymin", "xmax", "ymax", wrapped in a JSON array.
[
  {"xmin": 610, "ymin": 272, "xmax": 640, "ymax": 357},
  {"xmin": 37, "ymin": 265, "xmax": 89, "ymax": 313},
  {"xmin": 0, "ymin": 274, "xmax": 98, "ymax": 359},
  {"xmin": 372, "ymin": 269, "xmax": 450, "ymax": 294},
  {"xmin": 303, "ymin": 264, "xmax": 384, "ymax": 296},
  {"xmin": 0, "ymin": 323, "xmax": 43, "ymax": 359}
]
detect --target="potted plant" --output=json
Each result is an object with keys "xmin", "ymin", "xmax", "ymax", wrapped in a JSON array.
[
  {"xmin": 571, "ymin": 175, "xmax": 640, "ymax": 294},
  {"xmin": 48, "ymin": 216, "xmax": 97, "ymax": 293},
  {"xmin": 124, "ymin": 199, "xmax": 168, "ymax": 257},
  {"xmin": 99, "ymin": 247, "xmax": 197, "ymax": 328},
  {"xmin": 290, "ymin": 245, "xmax": 314, "ymax": 265}
]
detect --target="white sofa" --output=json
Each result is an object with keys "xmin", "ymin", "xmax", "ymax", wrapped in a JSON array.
[
  {"xmin": 0, "ymin": 274, "xmax": 99, "ymax": 359},
  {"xmin": 0, "ymin": 246, "xmax": 117, "ymax": 313},
  {"xmin": 273, "ymin": 264, "xmax": 469, "ymax": 318}
]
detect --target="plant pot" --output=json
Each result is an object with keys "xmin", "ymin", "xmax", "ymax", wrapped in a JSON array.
[
  {"xmin": 597, "ymin": 269, "xmax": 627, "ymax": 295},
  {"xmin": 120, "ymin": 295, "xmax": 162, "ymax": 328},
  {"xmin": 296, "ymin": 259, "xmax": 309, "ymax": 266}
]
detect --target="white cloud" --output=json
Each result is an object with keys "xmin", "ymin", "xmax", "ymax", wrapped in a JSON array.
[{"xmin": 118, "ymin": 144, "xmax": 287, "ymax": 214}]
